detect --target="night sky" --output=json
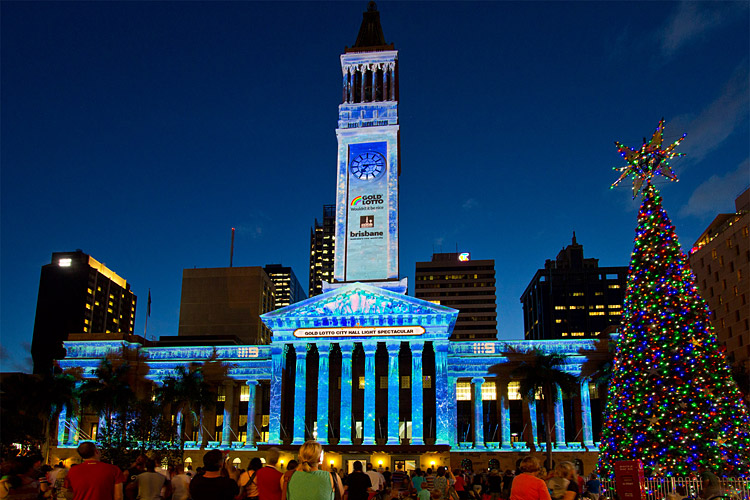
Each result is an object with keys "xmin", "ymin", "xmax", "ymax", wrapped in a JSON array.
[{"xmin": 2, "ymin": 1, "xmax": 748, "ymax": 373}]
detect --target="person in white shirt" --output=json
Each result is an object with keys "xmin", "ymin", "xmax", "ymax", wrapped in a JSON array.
[{"xmin": 365, "ymin": 463, "xmax": 385, "ymax": 494}]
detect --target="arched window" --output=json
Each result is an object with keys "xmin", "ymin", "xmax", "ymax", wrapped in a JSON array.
[
  {"xmin": 460, "ymin": 459, "xmax": 473, "ymax": 471},
  {"xmin": 488, "ymin": 459, "xmax": 500, "ymax": 471},
  {"xmin": 233, "ymin": 457, "xmax": 242, "ymax": 467}
]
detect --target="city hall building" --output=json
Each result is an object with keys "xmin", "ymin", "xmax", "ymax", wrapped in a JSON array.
[{"xmin": 55, "ymin": 3, "xmax": 607, "ymax": 474}]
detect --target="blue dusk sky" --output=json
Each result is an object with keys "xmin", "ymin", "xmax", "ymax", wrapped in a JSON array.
[{"xmin": 1, "ymin": 1, "xmax": 748, "ymax": 372}]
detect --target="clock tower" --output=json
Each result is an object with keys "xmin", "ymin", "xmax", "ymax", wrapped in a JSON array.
[{"xmin": 331, "ymin": 2, "xmax": 405, "ymax": 293}]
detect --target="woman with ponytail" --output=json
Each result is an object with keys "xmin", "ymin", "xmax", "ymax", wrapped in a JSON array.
[{"xmin": 286, "ymin": 441, "xmax": 344, "ymax": 500}]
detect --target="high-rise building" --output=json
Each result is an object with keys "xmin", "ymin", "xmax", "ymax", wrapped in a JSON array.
[
  {"xmin": 31, "ymin": 250, "xmax": 136, "ymax": 374},
  {"xmin": 414, "ymin": 252, "xmax": 497, "ymax": 340},
  {"xmin": 177, "ymin": 267, "xmax": 274, "ymax": 345},
  {"xmin": 520, "ymin": 234, "xmax": 627, "ymax": 340},
  {"xmin": 309, "ymin": 204, "xmax": 336, "ymax": 297},
  {"xmin": 688, "ymin": 188, "xmax": 749, "ymax": 371},
  {"xmin": 264, "ymin": 264, "xmax": 307, "ymax": 309}
]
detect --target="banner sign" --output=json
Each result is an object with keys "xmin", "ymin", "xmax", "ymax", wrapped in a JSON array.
[{"xmin": 294, "ymin": 325, "xmax": 425, "ymax": 338}]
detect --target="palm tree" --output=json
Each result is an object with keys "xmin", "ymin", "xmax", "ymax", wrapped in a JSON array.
[
  {"xmin": 505, "ymin": 346, "xmax": 579, "ymax": 470},
  {"xmin": 156, "ymin": 363, "xmax": 217, "ymax": 452},
  {"xmin": 41, "ymin": 366, "xmax": 83, "ymax": 462}
]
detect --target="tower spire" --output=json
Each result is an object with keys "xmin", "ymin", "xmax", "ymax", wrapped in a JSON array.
[{"xmin": 350, "ymin": 1, "xmax": 393, "ymax": 51}]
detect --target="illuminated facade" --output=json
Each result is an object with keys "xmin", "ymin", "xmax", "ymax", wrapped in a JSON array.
[
  {"xmin": 520, "ymin": 235, "xmax": 627, "ymax": 340},
  {"xmin": 31, "ymin": 250, "xmax": 136, "ymax": 374},
  {"xmin": 52, "ymin": 3, "xmax": 605, "ymax": 474}
]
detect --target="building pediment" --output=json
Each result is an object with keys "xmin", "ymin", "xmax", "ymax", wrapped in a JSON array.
[{"xmin": 261, "ymin": 282, "xmax": 458, "ymax": 342}]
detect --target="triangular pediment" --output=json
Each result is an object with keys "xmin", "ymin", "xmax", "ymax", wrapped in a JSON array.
[{"xmin": 264, "ymin": 282, "xmax": 456, "ymax": 319}]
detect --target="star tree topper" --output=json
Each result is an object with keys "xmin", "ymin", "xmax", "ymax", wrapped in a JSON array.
[{"xmin": 611, "ymin": 118, "xmax": 686, "ymax": 198}]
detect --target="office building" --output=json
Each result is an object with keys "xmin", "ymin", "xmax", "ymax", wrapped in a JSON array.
[
  {"xmin": 309, "ymin": 205, "xmax": 336, "ymax": 297},
  {"xmin": 521, "ymin": 234, "xmax": 627, "ymax": 340},
  {"xmin": 689, "ymin": 188, "xmax": 750, "ymax": 371},
  {"xmin": 415, "ymin": 253, "xmax": 498, "ymax": 341},
  {"xmin": 31, "ymin": 250, "xmax": 136, "ymax": 374},
  {"xmin": 264, "ymin": 264, "xmax": 307, "ymax": 309},
  {"xmin": 177, "ymin": 267, "xmax": 275, "ymax": 345}
]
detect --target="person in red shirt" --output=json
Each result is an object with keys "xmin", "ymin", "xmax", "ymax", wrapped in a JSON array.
[
  {"xmin": 65, "ymin": 442, "xmax": 125, "ymax": 500},
  {"xmin": 509, "ymin": 457, "xmax": 551, "ymax": 500},
  {"xmin": 256, "ymin": 448, "xmax": 283, "ymax": 500}
]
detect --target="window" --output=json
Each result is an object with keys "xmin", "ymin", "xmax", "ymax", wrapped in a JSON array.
[
  {"xmin": 589, "ymin": 312, "xmax": 605, "ymax": 316},
  {"xmin": 508, "ymin": 381, "xmax": 521, "ymax": 401},
  {"xmin": 609, "ymin": 284, "xmax": 620, "ymax": 289},
  {"xmin": 571, "ymin": 332, "xmax": 585, "ymax": 337},
  {"xmin": 240, "ymin": 385, "xmax": 249, "ymax": 402},
  {"xmin": 456, "ymin": 382, "xmax": 471, "ymax": 400},
  {"xmin": 555, "ymin": 306, "xmax": 565, "ymax": 310},
  {"xmin": 482, "ymin": 382, "xmax": 496, "ymax": 401},
  {"xmin": 380, "ymin": 376, "xmax": 388, "ymax": 389},
  {"xmin": 608, "ymin": 304, "xmax": 621, "ymax": 308},
  {"xmin": 400, "ymin": 376, "xmax": 410, "ymax": 389},
  {"xmin": 712, "ymin": 249, "xmax": 717, "ymax": 260},
  {"xmin": 359, "ymin": 376, "xmax": 365, "ymax": 389},
  {"xmin": 726, "ymin": 239, "xmax": 733, "ymax": 249},
  {"xmin": 555, "ymin": 319, "xmax": 563, "ymax": 324},
  {"xmin": 423, "ymin": 376, "xmax": 432, "ymax": 389},
  {"xmin": 217, "ymin": 386, "xmax": 226, "ymax": 402}
]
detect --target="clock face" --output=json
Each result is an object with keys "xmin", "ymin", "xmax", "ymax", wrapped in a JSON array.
[{"xmin": 350, "ymin": 151, "xmax": 386, "ymax": 180}]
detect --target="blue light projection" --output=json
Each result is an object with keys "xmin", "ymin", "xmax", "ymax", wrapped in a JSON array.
[
  {"xmin": 528, "ymin": 399, "xmax": 539, "ymax": 449},
  {"xmin": 363, "ymin": 342, "xmax": 377, "ymax": 445},
  {"xmin": 245, "ymin": 380, "xmax": 258, "ymax": 447},
  {"xmin": 317, "ymin": 343, "xmax": 330, "ymax": 445},
  {"xmin": 293, "ymin": 346, "xmax": 307, "ymax": 444},
  {"xmin": 499, "ymin": 385, "xmax": 512, "ymax": 450},
  {"xmin": 340, "ymin": 343, "xmax": 354, "ymax": 445},
  {"xmin": 580, "ymin": 380, "xmax": 595, "ymax": 447},
  {"xmin": 554, "ymin": 385, "xmax": 566, "ymax": 448},
  {"xmin": 269, "ymin": 345, "xmax": 284, "ymax": 445},
  {"xmin": 386, "ymin": 341, "xmax": 400, "ymax": 444},
  {"xmin": 472, "ymin": 377, "xmax": 485, "ymax": 449},
  {"xmin": 411, "ymin": 341, "xmax": 424, "ymax": 446},
  {"xmin": 434, "ymin": 341, "xmax": 450, "ymax": 445}
]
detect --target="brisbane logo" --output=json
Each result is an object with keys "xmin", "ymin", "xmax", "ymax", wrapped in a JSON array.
[{"xmin": 351, "ymin": 194, "xmax": 384, "ymax": 206}]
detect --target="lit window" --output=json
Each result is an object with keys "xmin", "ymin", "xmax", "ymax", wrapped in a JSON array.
[
  {"xmin": 595, "ymin": 292, "xmax": 604, "ymax": 296},
  {"xmin": 589, "ymin": 312, "xmax": 605, "ymax": 316},
  {"xmin": 589, "ymin": 383, "xmax": 599, "ymax": 399},
  {"xmin": 481, "ymin": 382, "xmax": 496, "ymax": 401},
  {"xmin": 217, "ymin": 386, "xmax": 226, "ymax": 402},
  {"xmin": 572, "ymin": 292, "xmax": 584, "ymax": 297},
  {"xmin": 608, "ymin": 304, "xmax": 621, "ymax": 309},
  {"xmin": 240, "ymin": 385, "xmax": 249, "ymax": 402},
  {"xmin": 555, "ymin": 319, "xmax": 563, "ymax": 324},
  {"xmin": 571, "ymin": 332, "xmax": 585, "ymax": 337},
  {"xmin": 609, "ymin": 311, "xmax": 621, "ymax": 316},
  {"xmin": 84, "ymin": 319, "xmax": 89, "ymax": 324},
  {"xmin": 87, "ymin": 288, "xmax": 93, "ymax": 294},
  {"xmin": 401, "ymin": 376, "xmax": 410, "ymax": 389},
  {"xmin": 595, "ymin": 305, "xmax": 605, "ymax": 309},
  {"xmin": 554, "ymin": 306, "xmax": 565, "ymax": 310},
  {"xmin": 359, "ymin": 376, "xmax": 365, "ymax": 389},
  {"xmin": 86, "ymin": 303, "xmax": 91, "ymax": 310},
  {"xmin": 608, "ymin": 284, "xmax": 620, "ymax": 289},
  {"xmin": 561, "ymin": 332, "xmax": 568, "ymax": 337},
  {"xmin": 423, "ymin": 376, "xmax": 432, "ymax": 389},
  {"xmin": 58, "ymin": 258, "xmax": 72, "ymax": 267},
  {"xmin": 508, "ymin": 381, "xmax": 521, "ymax": 401},
  {"xmin": 94, "ymin": 301, "xmax": 100, "ymax": 306},
  {"xmin": 216, "ymin": 414, "xmax": 223, "ymax": 426},
  {"xmin": 83, "ymin": 327, "xmax": 88, "ymax": 332},
  {"xmin": 456, "ymin": 382, "xmax": 471, "ymax": 400}
]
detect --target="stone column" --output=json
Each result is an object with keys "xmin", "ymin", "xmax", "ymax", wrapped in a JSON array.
[
  {"xmin": 66, "ymin": 408, "xmax": 80, "ymax": 445},
  {"xmin": 317, "ymin": 343, "xmax": 331, "ymax": 445},
  {"xmin": 527, "ymin": 397, "xmax": 539, "ymax": 450},
  {"xmin": 448, "ymin": 376, "xmax": 458, "ymax": 448},
  {"xmin": 498, "ymin": 379, "xmax": 512, "ymax": 450},
  {"xmin": 245, "ymin": 380, "xmax": 258, "ymax": 447},
  {"xmin": 411, "ymin": 341, "xmax": 424, "ymax": 446},
  {"xmin": 434, "ymin": 341, "xmax": 450, "ymax": 445},
  {"xmin": 222, "ymin": 380, "xmax": 235, "ymax": 446},
  {"xmin": 196, "ymin": 407, "xmax": 205, "ymax": 448},
  {"xmin": 339, "ymin": 343, "xmax": 354, "ymax": 445},
  {"xmin": 386, "ymin": 341, "xmax": 400, "ymax": 445},
  {"xmin": 363, "ymin": 342, "xmax": 377, "ymax": 445},
  {"xmin": 381, "ymin": 64, "xmax": 388, "ymax": 101},
  {"xmin": 371, "ymin": 64, "xmax": 377, "ymax": 101},
  {"xmin": 360, "ymin": 65, "xmax": 366, "ymax": 103},
  {"xmin": 293, "ymin": 344, "xmax": 308, "ymax": 444},
  {"xmin": 472, "ymin": 377, "xmax": 485, "ymax": 448},
  {"xmin": 580, "ymin": 380, "xmax": 594, "ymax": 448},
  {"xmin": 269, "ymin": 344, "xmax": 285, "ymax": 444},
  {"xmin": 57, "ymin": 406, "xmax": 68, "ymax": 445},
  {"xmin": 175, "ymin": 410, "xmax": 184, "ymax": 442},
  {"xmin": 350, "ymin": 69, "xmax": 356, "ymax": 103},
  {"xmin": 389, "ymin": 63, "xmax": 396, "ymax": 101},
  {"xmin": 554, "ymin": 384, "xmax": 566, "ymax": 449},
  {"xmin": 342, "ymin": 68, "xmax": 348, "ymax": 103}
]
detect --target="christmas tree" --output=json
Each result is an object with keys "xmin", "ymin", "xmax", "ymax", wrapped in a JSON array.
[{"xmin": 597, "ymin": 119, "xmax": 750, "ymax": 477}]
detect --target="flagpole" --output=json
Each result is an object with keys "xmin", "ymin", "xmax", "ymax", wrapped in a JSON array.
[{"xmin": 144, "ymin": 288, "xmax": 151, "ymax": 337}]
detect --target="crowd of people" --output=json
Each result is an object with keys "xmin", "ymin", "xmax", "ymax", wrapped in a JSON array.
[{"xmin": 0, "ymin": 443, "xmax": 732, "ymax": 500}]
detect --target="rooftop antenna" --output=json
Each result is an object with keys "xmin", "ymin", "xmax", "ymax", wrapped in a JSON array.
[{"xmin": 230, "ymin": 227, "xmax": 235, "ymax": 267}]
